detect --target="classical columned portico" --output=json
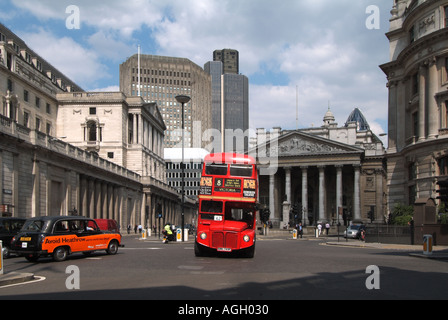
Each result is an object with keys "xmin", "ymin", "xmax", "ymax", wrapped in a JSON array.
[
  {"xmin": 256, "ymin": 128, "xmax": 382, "ymax": 227},
  {"xmin": 267, "ymin": 162, "xmax": 362, "ymax": 227}
]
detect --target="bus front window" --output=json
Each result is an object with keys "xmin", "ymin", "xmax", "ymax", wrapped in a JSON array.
[
  {"xmin": 201, "ymin": 200, "xmax": 223, "ymax": 213},
  {"xmin": 225, "ymin": 206, "xmax": 254, "ymax": 228},
  {"xmin": 205, "ymin": 164, "xmax": 228, "ymax": 176}
]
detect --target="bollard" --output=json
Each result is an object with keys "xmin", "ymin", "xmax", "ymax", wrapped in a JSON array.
[
  {"xmin": 293, "ymin": 229, "xmax": 297, "ymax": 240},
  {"xmin": 423, "ymin": 234, "xmax": 433, "ymax": 255},
  {"xmin": 176, "ymin": 228, "xmax": 182, "ymax": 242},
  {"xmin": 0, "ymin": 240, "xmax": 3, "ymax": 275},
  {"xmin": 147, "ymin": 228, "xmax": 151, "ymax": 237},
  {"xmin": 141, "ymin": 229, "xmax": 147, "ymax": 240}
]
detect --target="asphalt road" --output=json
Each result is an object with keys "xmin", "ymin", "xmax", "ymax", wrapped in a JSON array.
[{"xmin": 1, "ymin": 234, "xmax": 447, "ymax": 301}]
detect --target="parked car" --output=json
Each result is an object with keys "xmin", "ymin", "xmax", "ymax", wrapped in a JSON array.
[
  {"xmin": 94, "ymin": 219, "xmax": 119, "ymax": 233},
  {"xmin": 0, "ymin": 217, "xmax": 26, "ymax": 258},
  {"xmin": 11, "ymin": 216, "xmax": 123, "ymax": 262},
  {"xmin": 344, "ymin": 224, "xmax": 366, "ymax": 239}
]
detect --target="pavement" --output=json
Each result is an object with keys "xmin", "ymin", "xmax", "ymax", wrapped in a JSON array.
[
  {"xmin": 2, "ymin": 231, "xmax": 448, "ymax": 287},
  {"xmin": 0, "ymin": 272, "xmax": 35, "ymax": 287}
]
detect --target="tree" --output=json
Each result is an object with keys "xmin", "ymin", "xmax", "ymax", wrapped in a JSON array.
[{"xmin": 388, "ymin": 203, "xmax": 413, "ymax": 225}]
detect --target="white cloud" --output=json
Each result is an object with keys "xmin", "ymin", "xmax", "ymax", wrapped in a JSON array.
[
  {"xmin": 18, "ymin": 28, "xmax": 108, "ymax": 89},
  {"xmin": 87, "ymin": 30, "xmax": 135, "ymax": 62},
  {"xmin": 90, "ymin": 85, "xmax": 120, "ymax": 92},
  {"xmin": 8, "ymin": 0, "xmax": 391, "ymax": 138},
  {"xmin": 11, "ymin": 0, "xmax": 164, "ymax": 33}
]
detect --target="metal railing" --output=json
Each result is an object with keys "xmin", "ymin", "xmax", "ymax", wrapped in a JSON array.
[{"xmin": 365, "ymin": 225, "xmax": 413, "ymax": 244}]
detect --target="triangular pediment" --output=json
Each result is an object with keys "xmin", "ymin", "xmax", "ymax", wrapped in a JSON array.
[
  {"xmin": 143, "ymin": 102, "xmax": 166, "ymax": 130},
  {"xmin": 252, "ymin": 131, "xmax": 363, "ymax": 158}
]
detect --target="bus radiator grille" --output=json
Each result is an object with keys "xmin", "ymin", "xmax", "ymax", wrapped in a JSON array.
[{"xmin": 211, "ymin": 232, "xmax": 238, "ymax": 249}]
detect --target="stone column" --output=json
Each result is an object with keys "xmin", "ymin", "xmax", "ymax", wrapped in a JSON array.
[
  {"xmin": 353, "ymin": 165, "xmax": 361, "ymax": 221},
  {"xmin": 284, "ymin": 167, "xmax": 291, "ymax": 203},
  {"xmin": 335, "ymin": 165, "xmax": 343, "ymax": 224},
  {"xmin": 318, "ymin": 166, "xmax": 325, "ymax": 222},
  {"xmin": 101, "ymin": 183, "xmax": 108, "ymax": 219},
  {"xmin": 88, "ymin": 179, "xmax": 95, "ymax": 219},
  {"xmin": 269, "ymin": 173, "xmax": 275, "ymax": 223},
  {"xmin": 108, "ymin": 184, "xmax": 113, "ymax": 219},
  {"xmin": 427, "ymin": 57, "xmax": 439, "ymax": 139},
  {"xmin": 301, "ymin": 166, "xmax": 308, "ymax": 225},
  {"xmin": 282, "ymin": 201, "xmax": 291, "ymax": 229},
  {"xmin": 387, "ymin": 81, "xmax": 397, "ymax": 153},
  {"xmin": 396, "ymin": 80, "xmax": 406, "ymax": 150},
  {"xmin": 31, "ymin": 158, "xmax": 40, "ymax": 217},
  {"xmin": 418, "ymin": 63, "xmax": 427, "ymax": 142},
  {"xmin": 95, "ymin": 180, "xmax": 101, "ymax": 219},
  {"xmin": 80, "ymin": 176, "xmax": 88, "ymax": 217},
  {"xmin": 133, "ymin": 114, "xmax": 138, "ymax": 144}
]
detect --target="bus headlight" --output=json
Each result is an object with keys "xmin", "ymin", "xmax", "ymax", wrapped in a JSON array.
[
  {"xmin": 200, "ymin": 233, "xmax": 207, "ymax": 240},
  {"xmin": 243, "ymin": 235, "xmax": 250, "ymax": 242}
]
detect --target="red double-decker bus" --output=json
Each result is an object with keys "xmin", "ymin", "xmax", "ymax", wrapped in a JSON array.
[{"xmin": 195, "ymin": 153, "xmax": 258, "ymax": 258}]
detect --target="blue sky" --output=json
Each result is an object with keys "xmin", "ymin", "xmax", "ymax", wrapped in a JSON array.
[{"xmin": 1, "ymin": 0, "xmax": 392, "ymax": 143}]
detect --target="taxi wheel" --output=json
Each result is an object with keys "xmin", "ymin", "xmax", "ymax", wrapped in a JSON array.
[
  {"xmin": 2, "ymin": 246, "xmax": 10, "ymax": 259},
  {"xmin": 53, "ymin": 247, "xmax": 68, "ymax": 262},
  {"xmin": 106, "ymin": 240, "xmax": 119, "ymax": 255}
]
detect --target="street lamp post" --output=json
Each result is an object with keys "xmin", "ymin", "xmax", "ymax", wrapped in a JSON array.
[{"xmin": 175, "ymin": 95, "xmax": 191, "ymax": 242}]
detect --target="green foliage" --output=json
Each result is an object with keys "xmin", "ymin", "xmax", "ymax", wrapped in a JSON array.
[
  {"xmin": 438, "ymin": 203, "xmax": 448, "ymax": 224},
  {"xmin": 389, "ymin": 203, "xmax": 414, "ymax": 225},
  {"xmin": 441, "ymin": 214, "xmax": 448, "ymax": 225}
]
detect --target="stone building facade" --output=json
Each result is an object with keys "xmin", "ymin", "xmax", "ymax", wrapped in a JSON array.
[
  {"xmin": 0, "ymin": 23, "xmax": 192, "ymax": 231},
  {"xmin": 380, "ymin": 0, "xmax": 448, "ymax": 210},
  {"xmin": 254, "ymin": 108, "xmax": 386, "ymax": 227}
]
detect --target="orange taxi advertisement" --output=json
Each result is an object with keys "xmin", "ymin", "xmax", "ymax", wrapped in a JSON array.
[{"xmin": 11, "ymin": 216, "xmax": 123, "ymax": 262}]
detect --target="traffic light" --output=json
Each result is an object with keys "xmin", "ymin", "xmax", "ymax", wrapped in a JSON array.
[
  {"xmin": 260, "ymin": 208, "xmax": 270, "ymax": 223},
  {"xmin": 436, "ymin": 179, "xmax": 448, "ymax": 206}
]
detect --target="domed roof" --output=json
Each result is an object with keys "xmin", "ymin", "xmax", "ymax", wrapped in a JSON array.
[
  {"xmin": 323, "ymin": 106, "xmax": 335, "ymax": 125},
  {"xmin": 345, "ymin": 108, "xmax": 370, "ymax": 131}
]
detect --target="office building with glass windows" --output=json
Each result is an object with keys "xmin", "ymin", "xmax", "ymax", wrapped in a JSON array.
[{"xmin": 119, "ymin": 54, "xmax": 212, "ymax": 149}]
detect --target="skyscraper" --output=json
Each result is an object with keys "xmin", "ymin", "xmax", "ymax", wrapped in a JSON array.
[
  {"xmin": 205, "ymin": 49, "xmax": 249, "ymax": 153},
  {"xmin": 213, "ymin": 49, "xmax": 239, "ymax": 75},
  {"xmin": 119, "ymin": 54, "xmax": 212, "ymax": 149}
]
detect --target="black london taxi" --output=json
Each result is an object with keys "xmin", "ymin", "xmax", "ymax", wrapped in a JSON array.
[
  {"xmin": 0, "ymin": 217, "xmax": 26, "ymax": 258},
  {"xmin": 11, "ymin": 216, "xmax": 123, "ymax": 262}
]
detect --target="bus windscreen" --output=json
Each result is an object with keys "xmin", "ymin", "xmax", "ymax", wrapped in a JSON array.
[
  {"xmin": 201, "ymin": 200, "xmax": 223, "ymax": 213},
  {"xmin": 205, "ymin": 164, "xmax": 228, "ymax": 176},
  {"xmin": 229, "ymin": 164, "xmax": 253, "ymax": 177}
]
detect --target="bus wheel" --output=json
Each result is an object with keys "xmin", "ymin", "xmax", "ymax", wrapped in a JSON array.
[
  {"xmin": 242, "ymin": 245, "xmax": 255, "ymax": 258},
  {"xmin": 194, "ymin": 241, "xmax": 205, "ymax": 257}
]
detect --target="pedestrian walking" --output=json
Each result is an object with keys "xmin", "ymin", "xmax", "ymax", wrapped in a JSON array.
[
  {"xmin": 317, "ymin": 223, "xmax": 322, "ymax": 236},
  {"xmin": 325, "ymin": 222, "xmax": 330, "ymax": 235}
]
